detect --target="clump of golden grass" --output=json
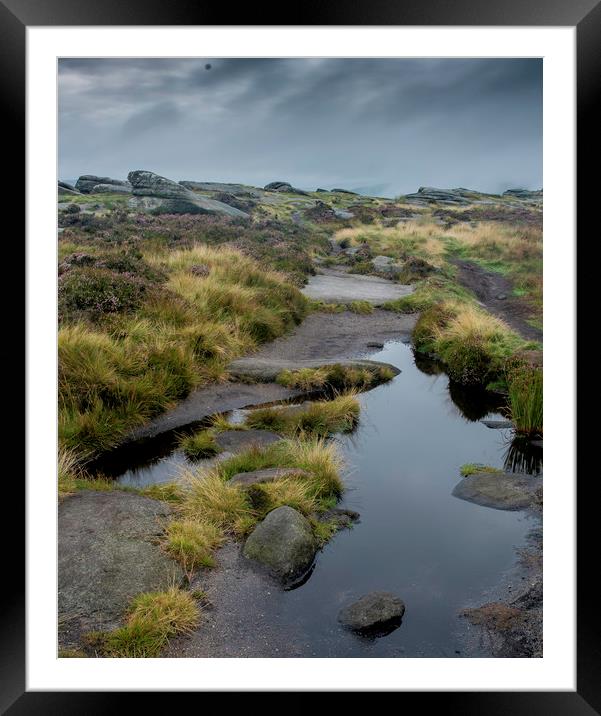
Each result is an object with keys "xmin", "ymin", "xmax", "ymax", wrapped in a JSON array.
[
  {"xmin": 164, "ymin": 519, "xmax": 225, "ymax": 573},
  {"xmin": 425, "ymin": 302, "xmax": 527, "ymax": 386},
  {"xmin": 90, "ymin": 587, "xmax": 199, "ymax": 658},
  {"xmin": 245, "ymin": 392, "xmax": 360, "ymax": 438}
]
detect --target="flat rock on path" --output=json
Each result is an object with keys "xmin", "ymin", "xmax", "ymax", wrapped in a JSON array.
[
  {"xmin": 453, "ymin": 259, "xmax": 542, "ymax": 343},
  {"xmin": 452, "ymin": 472, "xmax": 543, "ymax": 511},
  {"xmin": 245, "ymin": 310, "xmax": 417, "ymax": 363},
  {"xmin": 59, "ymin": 491, "xmax": 183, "ymax": 646},
  {"xmin": 125, "ymin": 382, "xmax": 302, "ymax": 442},
  {"xmin": 302, "ymin": 269, "xmax": 413, "ymax": 305}
]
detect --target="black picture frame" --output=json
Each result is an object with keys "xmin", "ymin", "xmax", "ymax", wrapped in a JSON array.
[{"xmin": 7, "ymin": 0, "xmax": 591, "ymax": 709}]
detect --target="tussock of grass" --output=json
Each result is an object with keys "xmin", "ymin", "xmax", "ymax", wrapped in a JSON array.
[
  {"xmin": 432, "ymin": 303, "xmax": 525, "ymax": 385},
  {"xmin": 245, "ymin": 393, "xmax": 360, "ymax": 438},
  {"xmin": 93, "ymin": 587, "xmax": 199, "ymax": 658},
  {"xmin": 460, "ymin": 463, "xmax": 503, "ymax": 477},
  {"xmin": 178, "ymin": 429, "xmax": 222, "ymax": 460},
  {"xmin": 506, "ymin": 365, "xmax": 543, "ymax": 436},
  {"xmin": 180, "ymin": 472, "xmax": 251, "ymax": 534},
  {"xmin": 276, "ymin": 363, "xmax": 394, "ymax": 392},
  {"xmin": 348, "ymin": 300, "xmax": 374, "ymax": 315},
  {"xmin": 412, "ymin": 301, "xmax": 527, "ymax": 386},
  {"xmin": 165, "ymin": 519, "xmax": 224, "ymax": 572}
]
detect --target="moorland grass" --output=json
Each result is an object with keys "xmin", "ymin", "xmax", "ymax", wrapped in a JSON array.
[
  {"xmin": 276, "ymin": 363, "xmax": 395, "ymax": 392},
  {"xmin": 506, "ymin": 365, "xmax": 543, "ymax": 436},
  {"xmin": 176, "ymin": 438, "xmax": 344, "ymax": 549},
  {"xmin": 58, "ymin": 244, "xmax": 308, "ymax": 456},
  {"xmin": 244, "ymin": 393, "xmax": 360, "ymax": 438},
  {"xmin": 90, "ymin": 587, "xmax": 199, "ymax": 658}
]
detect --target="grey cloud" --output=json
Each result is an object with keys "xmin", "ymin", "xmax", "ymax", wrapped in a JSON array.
[{"xmin": 58, "ymin": 58, "xmax": 542, "ymax": 195}]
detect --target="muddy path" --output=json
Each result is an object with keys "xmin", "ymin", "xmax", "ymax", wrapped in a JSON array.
[{"xmin": 453, "ymin": 259, "xmax": 542, "ymax": 343}]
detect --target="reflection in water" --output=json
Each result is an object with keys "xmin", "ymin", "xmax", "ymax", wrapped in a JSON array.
[
  {"xmin": 503, "ymin": 436, "xmax": 543, "ymax": 475},
  {"xmin": 413, "ymin": 351, "xmax": 444, "ymax": 376},
  {"xmin": 413, "ymin": 349, "xmax": 507, "ymax": 422},
  {"xmin": 446, "ymin": 380, "xmax": 506, "ymax": 422}
]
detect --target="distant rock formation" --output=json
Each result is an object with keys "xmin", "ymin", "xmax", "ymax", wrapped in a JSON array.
[
  {"xmin": 75, "ymin": 175, "xmax": 131, "ymax": 194},
  {"xmin": 503, "ymin": 189, "xmax": 543, "ymax": 203},
  {"xmin": 264, "ymin": 181, "xmax": 308, "ymax": 196},
  {"xmin": 58, "ymin": 181, "xmax": 83, "ymax": 196},
  {"xmin": 179, "ymin": 181, "xmax": 261, "ymax": 197},
  {"xmin": 403, "ymin": 186, "xmax": 543, "ymax": 206},
  {"xmin": 128, "ymin": 170, "xmax": 249, "ymax": 217},
  {"xmin": 93, "ymin": 183, "xmax": 132, "ymax": 194},
  {"xmin": 330, "ymin": 188, "xmax": 358, "ymax": 195}
]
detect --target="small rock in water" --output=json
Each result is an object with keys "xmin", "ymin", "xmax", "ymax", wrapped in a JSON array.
[
  {"xmin": 366, "ymin": 341, "xmax": 384, "ymax": 349},
  {"xmin": 496, "ymin": 293, "xmax": 507, "ymax": 300},
  {"xmin": 338, "ymin": 591, "xmax": 405, "ymax": 636},
  {"xmin": 481, "ymin": 419, "xmax": 514, "ymax": 429}
]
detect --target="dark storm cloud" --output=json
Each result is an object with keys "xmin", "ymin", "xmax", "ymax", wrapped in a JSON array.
[{"xmin": 58, "ymin": 58, "xmax": 542, "ymax": 195}]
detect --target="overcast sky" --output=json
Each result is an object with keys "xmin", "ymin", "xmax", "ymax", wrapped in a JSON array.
[{"xmin": 58, "ymin": 58, "xmax": 542, "ymax": 197}]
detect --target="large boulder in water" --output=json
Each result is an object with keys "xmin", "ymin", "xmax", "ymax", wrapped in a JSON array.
[
  {"xmin": 242, "ymin": 505, "xmax": 316, "ymax": 586},
  {"xmin": 338, "ymin": 592, "xmax": 406, "ymax": 634},
  {"xmin": 452, "ymin": 472, "xmax": 543, "ymax": 510},
  {"xmin": 75, "ymin": 175, "xmax": 130, "ymax": 193}
]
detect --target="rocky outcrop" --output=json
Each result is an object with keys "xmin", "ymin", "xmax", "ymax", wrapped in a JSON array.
[
  {"xmin": 264, "ymin": 181, "xmax": 308, "ymax": 196},
  {"xmin": 452, "ymin": 471, "xmax": 543, "ymax": 510},
  {"xmin": 403, "ymin": 186, "xmax": 501, "ymax": 206},
  {"xmin": 331, "ymin": 188, "xmax": 357, "ymax": 194},
  {"xmin": 127, "ymin": 170, "xmax": 249, "ymax": 217},
  {"xmin": 179, "ymin": 181, "xmax": 261, "ymax": 197},
  {"xmin": 58, "ymin": 181, "xmax": 83, "ymax": 195},
  {"xmin": 129, "ymin": 170, "xmax": 192, "ymax": 199},
  {"xmin": 242, "ymin": 505, "xmax": 317, "ymax": 586},
  {"xmin": 338, "ymin": 592, "xmax": 405, "ymax": 634},
  {"xmin": 503, "ymin": 189, "xmax": 543, "ymax": 203},
  {"xmin": 75, "ymin": 175, "xmax": 130, "ymax": 193},
  {"xmin": 92, "ymin": 183, "xmax": 132, "ymax": 194}
]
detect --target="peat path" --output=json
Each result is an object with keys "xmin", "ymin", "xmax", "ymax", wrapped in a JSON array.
[{"xmin": 453, "ymin": 259, "xmax": 542, "ymax": 343}]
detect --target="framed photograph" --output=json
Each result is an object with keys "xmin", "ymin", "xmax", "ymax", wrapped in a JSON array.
[{"xmin": 8, "ymin": 0, "xmax": 590, "ymax": 708}]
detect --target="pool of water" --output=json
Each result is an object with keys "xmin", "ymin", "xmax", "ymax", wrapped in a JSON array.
[
  {"xmin": 104, "ymin": 340, "xmax": 541, "ymax": 656},
  {"xmin": 261, "ymin": 341, "xmax": 540, "ymax": 656}
]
